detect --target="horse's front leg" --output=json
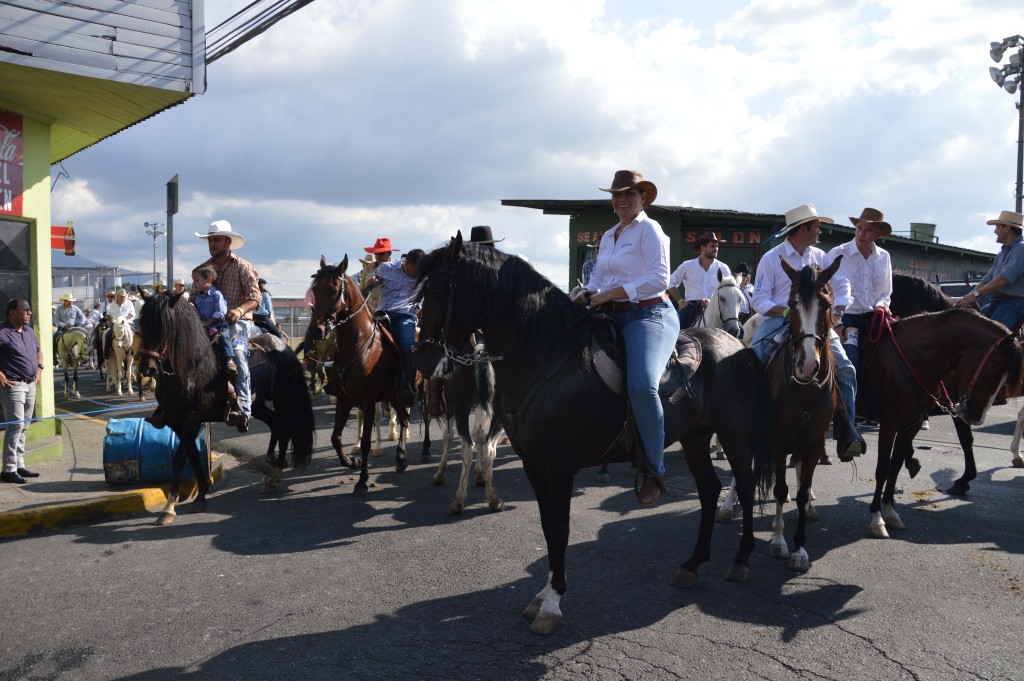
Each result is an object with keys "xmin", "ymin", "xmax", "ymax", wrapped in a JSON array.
[
  {"xmin": 520, "ymin": 460, "xmax": 573, "ymax": 635},
  {"xmin": 349, "ymin": 407, "xmax": 363, "ymax": 457},
  {"xmin": 433, "ymin": 415, "xmax": 454, "ymax": 486},
  {"xmin": 769, "ymin": 456, "xmax": 790, "ymax": 559},
  {"xmin": 393, "ymin": 402, "xmax": 409, "ymax": 473},
  {"xmin": 880, "ymin": 429, "xmax": 917, "ymax": 532},
  {"xmin": 125, "ymin": 356, "xmax": 135, "ymax": 395},
  {"xmin": 72, "ymin": 364, "xmax": 80, "ymax": 399},
  {"xmin": 947, "ymin": 417, "xmax": 976, "ymax": 495},
  {"xmin": 331, "ymin": 400, "xmax": 358, "ymax": 470},
  {"xmin": 449, "ymin": 416, "xmax": 474, "ymax": 515},
  {"xmin": 157, "ymin": 442, "xmax": 189, "ymax": 526},
  {"xmin": 789, "ymin": 451, "xmax": 819, "ymax": 572},
  {"xmin": 371, "ymin": 403, "xmax": 384, "ymax": 458},
  {"xmin": 869, "ymin": 425, "xmax": 898, "ymax": 538},
  {"xmin": 716, "ymin": 477, "xmax": 739, "ymax": 523},
  {"xmin": 260, "ymin": 430, "xmax": 284, "ymax": 494},
  {"xmin": 481, "ymin": 436, "xmax": 503, "ymax": 512},
  {"xmin": 1012, "ymin": 403, "xmax": 1024, "ymax": 468},
  {"xmin": 354, "ymin": 402, "xmax": 374, "ymax": 495}
]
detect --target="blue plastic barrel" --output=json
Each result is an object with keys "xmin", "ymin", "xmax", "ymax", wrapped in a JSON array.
[{"xmin": 103, "ymin": 418, "xmax": 210, "ymax": 485}]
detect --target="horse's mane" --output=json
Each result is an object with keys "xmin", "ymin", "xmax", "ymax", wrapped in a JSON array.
[
  {"xmin": 891, "ymin": 274, "xmax": 953, "ymax": 317},
  {"xmin": 418, "ymin": 243, "xmax": 593, "ymax": 357},
  {"xmin": 140, "ymin": 293, "xmax": 218, "ymax": 379}
]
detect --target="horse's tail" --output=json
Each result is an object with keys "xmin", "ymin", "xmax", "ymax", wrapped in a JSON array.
[
  {"xmin": 279, "ymin": 348, "xmax": 316, "ymax": 469},
  {"xmin": 751, "ymin": 348, "xmax": 776, "ymax": 501}
]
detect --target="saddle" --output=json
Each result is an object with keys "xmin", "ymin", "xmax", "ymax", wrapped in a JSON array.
[{"xmin": 591, "ymin": 325, "xmax": 702, "ymax": 403}]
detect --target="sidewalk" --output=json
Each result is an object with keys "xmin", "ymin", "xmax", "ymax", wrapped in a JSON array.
[{"xmin": 0, "ymin": 397, "xmax": 272, "ymax": 539}]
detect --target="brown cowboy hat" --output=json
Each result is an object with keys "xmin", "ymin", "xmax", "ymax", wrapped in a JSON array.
[
  {"xmin": 364, "ymin": 237, "xmax": 400, "ymax": 254},
  {"xmin": 600, "ymin": 170, "xmax": 657, "ymax": 206},
  {"xmin": 692, "ymin": 231, "xmax": 722, "ymax": 250},
  {"xmin": 849, "ymin": 207, "xmax": 892, "ymax": 237}
]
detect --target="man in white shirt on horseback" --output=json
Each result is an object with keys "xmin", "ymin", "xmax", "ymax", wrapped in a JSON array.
[
  {"xmin": 750, "ymin": 204, "xmax": 865, "ymax": 462},
  {"xmin": 827, "ymin": 208, "xmax": 893, "ymax": 375},
  {"xmin": 668, "ymin": 231, "xmax": 732, "ymax": 328}
]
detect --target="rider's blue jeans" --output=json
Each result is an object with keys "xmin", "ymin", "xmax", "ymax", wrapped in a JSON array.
[
  {"xmin": 984, "ymin": 296, "xmax": 1024, "ymax": 331},
  {"xmin": 612, "ymin": 300, "xmax": 680, "ymax": 476},
  {"xmin": 751, "ymin": 315, "xmax": 858, "ymax": 429},
  {"xmin": 225, "ymin": 321, "xmax": 253, "ymax": 416},
  {"xmin": 384, "ymin": 311, "xmax": 417, "ymax": 386}
]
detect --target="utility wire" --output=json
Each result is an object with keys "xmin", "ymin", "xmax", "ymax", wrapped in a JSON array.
[{"xmin": 207, "ymin": 0, "xmax": 319, "ymax": 65}]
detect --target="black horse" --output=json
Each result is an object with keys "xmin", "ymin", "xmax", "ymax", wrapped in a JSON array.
[
  {"xmin": 413, "ymin": 233, "xmax": 773, "ymax": 635},
  {"xmin": 136, "ymin": 290, "xmax": 316, "ymax": 525}
]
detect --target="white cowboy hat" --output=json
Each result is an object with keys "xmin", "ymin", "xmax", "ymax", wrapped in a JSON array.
[
  {"xmin": 772, "ymin": 204, "xmax": 834, "ymax": 239},
  {"xmin": 172, "ymin": 278, "xmax": 186, "ymax": 286},
  {"xmin": 196, "ymin": 220, "xmax": 245, "ymax": 250},
  {"xmin": 115, "ymin": 288, "xmax": 127, "ymax": 296},
  {"xmin": 986, "ymin": 210, "xmax": 1024, "ymax": 229},
  {"xmin": 59, "ymin": 293, "xmax": 77, "ymax": 302}
]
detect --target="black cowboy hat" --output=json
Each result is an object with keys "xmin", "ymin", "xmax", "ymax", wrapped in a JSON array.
[
  {"xmin": 469, "ymin": 226, "xmax": 504, "ymax": 244},
  {"xmin": 733, "ymin": 262, "xmax": 750, "ymax": 275}
]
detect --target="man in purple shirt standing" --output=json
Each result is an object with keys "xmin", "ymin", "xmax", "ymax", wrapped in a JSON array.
[{"xmin": 0, "ymin": 299, "xmax": 44, "ymax": 484}]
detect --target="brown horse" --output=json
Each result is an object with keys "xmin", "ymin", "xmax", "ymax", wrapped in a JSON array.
[
  {"xmin": 858, "ymin": 307, "xmax": 1023, "ymax": 538},
  {"xmin": 308, "ymin": 255, "xmax": 411, "ymax": 494},
  {"xmin": 765, "ymin": 258, "xmax": 842, "ymax": 572}
]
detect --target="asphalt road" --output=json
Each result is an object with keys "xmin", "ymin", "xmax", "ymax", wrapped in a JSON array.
[{"xmin": 3, "ymin": 372, "xmax": 1023, "ymax": 680}]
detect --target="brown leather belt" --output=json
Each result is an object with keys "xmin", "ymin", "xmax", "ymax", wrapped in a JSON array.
[{"xmin": 598, "ymin": 294, "xmax": 668, "ymax": 313}]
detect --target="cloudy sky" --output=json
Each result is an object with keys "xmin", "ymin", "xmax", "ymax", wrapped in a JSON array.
[{"xmin": 51, "ymin": 0, "xmax": 1023, "ymax": 297}]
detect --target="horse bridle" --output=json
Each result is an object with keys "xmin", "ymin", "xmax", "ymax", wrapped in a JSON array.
[
  {"xmin": 312, "ymin": 271, "xmax": 372, "ymax": 337},
  {"xmin": 418, "ymin": 265, "xmax": 484, "ymax": 367},
  {"xmin": 714, "ymin": 282, "xmax": 742, "ymax": 328}
]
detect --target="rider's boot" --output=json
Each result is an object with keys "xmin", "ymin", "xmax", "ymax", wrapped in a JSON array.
[{"xmin": 833, "ymin": 409, "xmax": 865, "ymax": 462}]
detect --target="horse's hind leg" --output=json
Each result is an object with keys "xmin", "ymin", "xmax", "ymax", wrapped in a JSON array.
[
  {"xmin": 716, "ymin": 477, "xmax": 739, "ymax": 523},
  {"xmin": 432, "ymin": 416, "xmax": 454, "ymax": 485},
  {"xmin": 1012, "ymin": 403, "xmax": 1024, "ymax": 468},
  {"xmin": 393, "ymin": 403, "xmax": 409, "ymax": 473},
  {"xmin": 481, "ymin": 435, "xmax": 503, "ymax": 512},
  {"xmin": 596, "ymin": 463, "xmax": 610, "ymax": 483},
  {"xmin": 672, "ymin": 434, "xmax": 721, "ymax": 588},
  {"xmin": 372, "ymin": 403, "xmax": 384, "ymax": 457},
  {"xmin": 158, "ymin": 444, "xmax": 190, "ymax": 525},
  {"xmin": 769, "ymin": 457, "xmax": 790, "ymax": 559},
  {"xmin": 260, "ymin": 432, "xmax": 284, "ymax": 494},
  {"xmin": 449, "ymin": 422, "xmax": 473, "ymax": 515},
  {"xmin": 721, "ymin": 433, "xmax": 756, "ymax": 581}
]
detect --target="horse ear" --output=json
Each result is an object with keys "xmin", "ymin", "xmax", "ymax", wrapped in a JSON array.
[
  {"xmin": 140, "ymin": 288, "xmax": 150, "ymax": 301},
  {"xmin": 450, "ymin": 231, "xmax": 463, "ymax": 259},
  {"xmin": 780, "ymin": 257, "xmax": 799, "ymax": 281},
  {"xmin": 341, "ymin": 255, "xmax": 349, "ymax": 273},
  {"xmin": 820, "ymin": 255, "xmax": 842, "ymax": 284},
  {"xmin": 320, "ymin": 255, "xmax": 327, "ymax": 268},
  {"xmin": 717, "ymin": 269, "xmax": 723, "ymax": 283}
]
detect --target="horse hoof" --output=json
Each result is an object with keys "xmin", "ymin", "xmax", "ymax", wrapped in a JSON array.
[
  {"xmin": 806, "ymin": 506, "xmax": 820, "ymax": 522},
  {"xmin": 156, "ymin": 512, "xmax": 176, "ymax": 526},
  {"xmin": 769, "ymin": 541, "xmax": 789, "ymax": 559},
  {"xmin": 522, "ymin": 597, "xmax": 543, "ymax": 620},
  {"xmin": 529, "ymin": 612, "xmax": 561, "ymax": 635},
  {"xmin": 596, "ymin": 472, "xmax": 611, "ymax": 483},
  {"xmin": 946, "ymin": 481, "xmax": 970, "ymax": 496},
  {"xmin": 353, "ymin": 485, "xmax": 368, "ymax": 497},
  {"xmin": 714, "ymin": 507, "xmax": 734, "ymax": 523},
  {"xmin": 432, "ymin": 474, "xmax": 445, "ymax": 486},
  {"xmin": 420, "ymin": 455, "xmax": 431, "ymax": 464},
  {"xmin": 670, "ymin": 567, "xmax": 698, "ymax": 588},
  {"xmin": 260, "ymin": 483, "xmax": 277, "ymax": 494},
  {"xmin": 191, "ymin": 500, "xmax": 208, "ymax": 514},
  {"xmin": 395, "ymin": 459, "xmax": 409, "ymax": 473},
  {"xmin": 725, "ymin": 563, "xmax": 750, "ymax": 583},
  {"xmin": 869, "ymin": 525, "xmax": 890, "ymax": 539},
  {"xmin": 348, "ymin": 457, "xmax": 363, "ymax": 469},
  {"xmin": 788, "ymin": 552, "xmax": 810, "ymax": 572},
  {"xmin": 906, "ymin": 458, "xmax": 922, "ymax": 479},
  {"xmin": 1012, "ymin": 457, "xmax": 1024, "ymax": 469},
  {"xmin": 489, "ymin": 498, "xmax": 504, "ymax": 512},
  {"xmin": 447, "ymin": 503, "xmax": 464, "ymax": 516}
]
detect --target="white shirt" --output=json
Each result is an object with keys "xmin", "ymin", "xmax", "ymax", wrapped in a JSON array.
[
  {"xmin": 108, "ymin": 300, "xmax": 135, "ymax": 322},
  {"xmin": 827, "ymin": 240, "xmax": 891, "ymax": 314},
  {"xmin": 669, "ymin": 258, "xmax": 732, "ymax": 302},
  {"xmin": 752, "ymin": 239, "xmax": 851, "ymax": 316},
  {"xmin": 739, "ymin": 282, "xmax": 754, "ymax": 314},
  {"xmin": 587, "ymin": 211, "xmax": 671, "ymax": 302}
]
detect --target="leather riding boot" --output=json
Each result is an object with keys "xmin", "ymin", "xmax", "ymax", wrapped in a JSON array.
[
  {"xmin": 833, "ymin": 410, "xmax": 866, "ymax": 462},
  {"xmin": 637, "ymin": 475, "xmax": 665, "ymax": 507}
]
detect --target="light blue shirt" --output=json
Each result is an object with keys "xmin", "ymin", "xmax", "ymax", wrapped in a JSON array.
[
  {"xmin": 980, "ymin": 235, "xmax": 1024, "ymax": 297},
  {"xmin": 375, "ymin": 260, "xmax": 419, "ymax": 315}
]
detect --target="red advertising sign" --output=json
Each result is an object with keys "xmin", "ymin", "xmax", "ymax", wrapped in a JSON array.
[
  {"xmin": 51, "ymin": 222, "xmax": 76, "ymax": 255},
  {"xmin": 0, "ymin": 111, "xmax": 23, "ymax": 217}
]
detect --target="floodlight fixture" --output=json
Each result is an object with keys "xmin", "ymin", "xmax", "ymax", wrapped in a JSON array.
[
  {"xmin": 1006, "ymin": 78, "xmax": 1020, "ymax": 95},
  {"xmin": 992, "ymin": 41, "xmax": 1006, "ymax": 62},
  {"xmin": 987, "ymin": 34, "xmax": 1024, "ymax": 212},
  {"xmin": 991, "ymin": 66, "xmax": 1006, "ymax": 85}
]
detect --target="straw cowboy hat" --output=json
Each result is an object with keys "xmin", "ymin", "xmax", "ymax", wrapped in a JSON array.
[
  {"xmin": 987, "ymin": 210, "xmax": 1024, "ymax": 229},
  {"xmin": 772, "ymin": 204, "xmax": 834, "ymax": 239},
  {"xmin": 115, "ymin": 288, "xmax": 127, "ymax": 297},
  {"xmin": 59, "ymin": 293, "xmax": 77, "ymax": 303},
  {"xmin": 469, "ymin": 226, "xmax": 504, "ymax": 244},
  {"xmin": 600, "ymin": 170, "xmax": 658, "ymax": 206},
  {"xmin": 849, "ymin": 207, "xmax": 892, "ymax": 238},
  {"xmin": 692, "ymin": 231, "xmax": 722, "ymax": 251},
  {"xmin": 364, "ymin": 237, "xmax": 400, "ymax": 253},
  {"xmin": 196, "ymin": 220, "xmax": 246, "ymax": 250}
]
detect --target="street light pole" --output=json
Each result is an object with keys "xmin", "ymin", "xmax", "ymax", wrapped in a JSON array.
[
  {"xmin": 989, "ymin": 35, "xmax": 1024, "ymax": 212},
  {"xmin": 144, "ymin": 221, "xmax": 165, "ymax": 287}
]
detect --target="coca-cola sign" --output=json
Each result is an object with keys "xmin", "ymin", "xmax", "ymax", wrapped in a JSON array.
[{"xmin": 0, "ymin": 111, "xmax": 23, "ymax": 217}]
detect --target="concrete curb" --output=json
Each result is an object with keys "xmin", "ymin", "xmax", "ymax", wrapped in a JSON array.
[{"xmin": 0, "ymin": 454, "xmax": 225, "ymax": 540}]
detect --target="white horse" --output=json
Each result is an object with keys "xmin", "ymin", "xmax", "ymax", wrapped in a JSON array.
[
  {"xmin": 690, "ymin": 272, "xmax": 745, "ymax": 339},
  {"xmin": 350, "ymin": 404, "xmax": 399, "ymax": 458},
  {"xmin": 105, "ymin": 317, "xmax": 135, "ymax": 396},
  {"xmin": 55, "ymin": 326, "xmax": 91, "ymax": 398}
]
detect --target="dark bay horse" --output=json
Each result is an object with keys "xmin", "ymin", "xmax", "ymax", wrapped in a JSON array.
[
  {"xmin": 765, "ymin": 259, "xmax": 843, "ymax": 572},
  {"xmin": 413, "ymin": 234, "xmax": 773, "ymax": 635},
  {"xmin": 136, "ymin": 291, "xmax": 315, "ymax": 525},
  {"xmin": 888, "ymin": 273, "xmax": 1021, "ymax": 492},
  {"xmin": 308, "ymin": 256, "xmax": 412, "ymax": 494},
  {"xmin": 858, "ymin": 307, "xmax": 1023, "ymax": 538}
]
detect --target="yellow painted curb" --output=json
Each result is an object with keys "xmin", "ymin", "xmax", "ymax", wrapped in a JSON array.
[{"xmin": 0, "ymin": 455, "xmax": 224, "ymax": 539}]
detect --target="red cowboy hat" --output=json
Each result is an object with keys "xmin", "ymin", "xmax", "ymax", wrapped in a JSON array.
[{"xmin": 364, "ymin": 237, "xmax": 400, "ymax": 254}]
